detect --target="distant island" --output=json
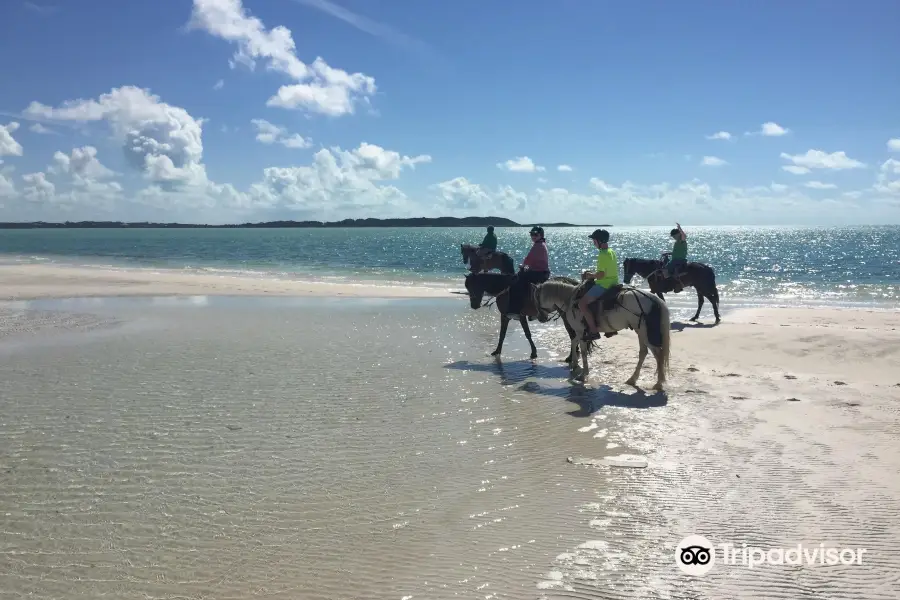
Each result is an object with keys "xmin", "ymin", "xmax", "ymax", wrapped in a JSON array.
[{"xmin": 0, "ymin": 217, "xmax": 612, "ymax": 229}]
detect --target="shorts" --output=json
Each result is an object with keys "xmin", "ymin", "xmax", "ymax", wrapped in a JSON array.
[{"xmin": 585, "ymin": 283, "xmax": 609, "ymax": 299}]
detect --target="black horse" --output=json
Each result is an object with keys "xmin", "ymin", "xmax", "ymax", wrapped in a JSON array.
[
  {"xmin": 622, "ymin": 256, "xmax": 721, "ymax": 323},
  {"xmin": 464, "ymin": 271, "xmax": 596, "ymax": 361}
]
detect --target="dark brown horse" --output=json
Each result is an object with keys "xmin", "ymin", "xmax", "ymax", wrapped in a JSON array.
[
  {"xmin": 461, "ymin": 243, "xmax": 515, "ymax": 274},
  {"xmin": 464, "ymin": 271, "xmax": 596, "ymax": 361},
  {"xmin": 622, "ymin": 255, "xmax": 721, "ymax": 323}
]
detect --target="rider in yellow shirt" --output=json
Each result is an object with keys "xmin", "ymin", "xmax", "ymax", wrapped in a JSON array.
[{"xmin": 579, "ymin": 229, "xmax": 619, "ymax": 341}]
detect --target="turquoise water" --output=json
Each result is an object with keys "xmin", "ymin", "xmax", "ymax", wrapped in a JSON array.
[{"xmin": 2, "ymin": 226, "xmax": 899, "ymax": 306}]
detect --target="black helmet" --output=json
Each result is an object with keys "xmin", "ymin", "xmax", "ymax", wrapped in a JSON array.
[
  {"xmin": 589, "ymin": 228, "xmax": 610, "ymax": 243},
  {"xmin": 529, "ymin": 225, "xmax": 544, "ymax": 236},
  {"xmin": 487, "ymin": 226, "xmax": 494, "ymax": 232}
]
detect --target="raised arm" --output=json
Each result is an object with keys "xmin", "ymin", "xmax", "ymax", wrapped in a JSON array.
[{"xmin": 676, "ymin": 222, "xmax": 686, "ymax": 240}]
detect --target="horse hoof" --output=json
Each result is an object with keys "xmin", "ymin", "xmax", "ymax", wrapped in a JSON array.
[
  {"xmin": 530, "ymin": 353, "xmax": 538, "ymax": 360},
  {"xmin": 625, "ymin": 377, "xmax": 638, "ymax": 387},
  {"xmin": 652, "ymin": 382, "xmax": 665, "ymax": 391},
  {"xmin": 689, "ymin": 317, "xmax": 698, "ymax": 322},
  {"xmin": 490, "ymin": 350, "xmax": 501, "ymax": 357}
]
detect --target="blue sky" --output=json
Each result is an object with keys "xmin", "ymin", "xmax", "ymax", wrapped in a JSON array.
[{"xmin": 1, "ymin": 0, "xmax": 898, "ymax": 225}]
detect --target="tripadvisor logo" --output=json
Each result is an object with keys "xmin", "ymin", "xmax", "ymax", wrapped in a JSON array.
[{"xmin": 676, "ymin": 535, "xmax": 867, "ymax": 575}]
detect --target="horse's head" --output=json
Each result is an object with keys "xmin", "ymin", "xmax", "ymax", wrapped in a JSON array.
[
  {"xmin": 530, "ymin": 283, "xmax": 553, "ymax": 322},
  {"xmin": 623, "ymin": 258, "xmax": 635, "ymax": 284},
  {"xmin": 463, "ymin": 273, "xmax": 483, "ymax": 309}
]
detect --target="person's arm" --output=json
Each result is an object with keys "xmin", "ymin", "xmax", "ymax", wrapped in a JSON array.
[
  {"xmin": 676, "ymin": 222, "xmax": 686, "ymax": 240},
  {"xmin": 521, "ymin": 244, "xmax": 535, "ymax": 269}
]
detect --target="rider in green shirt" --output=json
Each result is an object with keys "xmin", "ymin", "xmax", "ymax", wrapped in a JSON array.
[
  {"xmin": 580, "ymin": 229, "xmax": 619, "ymax": 341},
  {"xmin": 479, "ymin": 226, "xmax": 497, "ymax": 255},
  {"xmin": 667, "ymin": 222, "xmax": 687, "ymax": 292}
]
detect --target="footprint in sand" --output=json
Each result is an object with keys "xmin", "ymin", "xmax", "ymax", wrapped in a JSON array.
[
  {"xmin": 844, "ymin": 401, "xmax": 861, "ymax": 407},
  {"xmin": 784, "ymin": 375, "xmax": 797, "ymax": 380},
  {"xmin": 685, "ymin": 389, "xmax": 709, "ymax": 394},
  {"xmin": 687, "ymin": 367, "xmax": 699, "ymax": 372},
  {"xmin": 718, "ymin": 373, "xmax": 741, "ymax": 378},
  {"xmin": 786, "ymin": 397, "xmax": 801, "ymax": 402},
  {"xmin": 833, "ymin": 381, "xmax": 847, "ymax": 386},
  {"xmin": 730, "ymin": 395, "xmax": 748, "ymax": 400}
]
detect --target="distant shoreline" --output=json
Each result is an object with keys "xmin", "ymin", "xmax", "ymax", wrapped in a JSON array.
[{"xmin": 0, "ymin": 217, "xmax": 612, "ymax": 229}]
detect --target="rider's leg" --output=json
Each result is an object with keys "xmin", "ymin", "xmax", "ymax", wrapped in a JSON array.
[{"xmin": 579, "ymin": 283, "xmax": 606, "ymax": 340}]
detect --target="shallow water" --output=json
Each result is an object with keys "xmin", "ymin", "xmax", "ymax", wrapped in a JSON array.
[
  {"xmin": 2, "ymin": 298, "xmax": 898, "ymax": 599},
  {"xmin": 3, "ymin": 225, "xmax": 899, "ymax": 305}
]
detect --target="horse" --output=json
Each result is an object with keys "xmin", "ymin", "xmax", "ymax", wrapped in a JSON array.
[
  {"xmin": 461, "ymin": 243, "xmax": 515, "ymax": 274},
  {"xmin": 622, "ymin": 255, "xmax": 721, "ymax": 323},
  {"xmin": 463, "ymin": 271, "xmax": 597, "ymax": 361},
  {"xmin": 531, "ymin": 279, "xmax": 671, "ymax": 389}
]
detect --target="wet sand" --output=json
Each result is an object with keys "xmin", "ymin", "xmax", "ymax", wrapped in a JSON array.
[
  {"xmin": 0, "ymin": 263, "xmax": 450, "ymax": 300},
  {"xmin": 1, "ymin": 292, "xmax": 898, "ymax": 599}
]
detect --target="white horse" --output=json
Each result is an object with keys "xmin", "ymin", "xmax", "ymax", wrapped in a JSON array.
[{"xmin": 531, "ymin": 279, "xmax": 671, "ymax": 389}]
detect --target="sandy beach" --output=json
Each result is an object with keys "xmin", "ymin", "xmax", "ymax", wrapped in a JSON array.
[
  {"xmin": 0, "ymin": 263, "xmax": 451, "ymax": 301},
  {"xmin": 1, "ymin": 265, "xmax": 899, "ymax": 599}
]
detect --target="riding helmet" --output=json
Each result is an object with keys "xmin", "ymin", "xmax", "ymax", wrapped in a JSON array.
[{"xmin": 589, "ymin": 229, "xmax": 610, "ymax": 243}]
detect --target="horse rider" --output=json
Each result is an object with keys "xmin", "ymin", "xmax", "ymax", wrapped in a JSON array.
[
  {"xmin": 477, "ymin": 225, "xmax": 498, "ymax": 258},
  {"xmin": 579, "ymin": 229, "xmax": 619, "ymax": 341},
  {"xmin": 505, "ymin": 226, "xmax": 551, "ymax": 319},
  {"xmin": 665, "ymin": 222, "xmax": 688, "ymax": 292}
]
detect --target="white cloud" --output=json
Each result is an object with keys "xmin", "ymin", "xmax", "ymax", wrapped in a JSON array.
[
  {"xmin": 701, "ymin": 156, "xmax": 727, "ymax": 167},
  {"xmin": 430, "ymin": 177, "xmax": 527, "ymax": 214},
  {"xmin": 0, "ymin": 121, "xmax": 23, "ymax": 157},
  {"xmin": 782, "ymin": 165, "xmax": 810, "ymax": 175},
  {"xmin": 22, "ymin": 172, "xmax": 55, "ymax": 202},
  {"xmin": 589, "ymin": 177, "xmax": 616, "ymax": 193},
  {"xmin": 761, "ymin": 122, "xmax": 788, "ymax": 136},
  {"xmin": 213, "ymin": 79, "xmax": 224, "ymax": 91},
  {"xmin": 0, "ymin": 172, "xmax": 15, "ymax": 200},
  {"xmin": 875, "ymin": 159, "xmax": 900, "ymax": 196},
  {"xmin": 706, "ymin": 131, "xmax": 731, "ymax": 140},
  {"xmin": 25, "ymin": 86, "xmax": 208, "ymax": 187},
  {"xmin": 29, "ymin": 123, "xmax": 56, "ymax": 135},
  {"xmin": 557, "ymin": 164, "xmax": 573, "ymax": 172},
  {"xmin": 780, "ymin": 149, "xmax": 865, "ymax": 171},
  {"xmin": 746, "ymin": 122, "xmax": 789, "ymax": 137},
  {"xmin": 537, "ymin": 177, "xmax": 548, "ymax": 184},
  {"xmin": 51, "ymin": 146, "xmax": 116, "ymax": 182},
  {"xmin": 881, "ymin": 158, "xmax": 900, "ymax": 175},
  {"xmin": 188, "ymin": 0, "xmax": 375, "ymax": 117},
  {"xmin": 497, "ymin": 156, "xmax": 545, "ymax": 173},
  {"xmin": 251, "ymin": 118, "xmax": 312, "ymax": 149},
  {"xmin": 804, "ymin": 181, "xmax": 837, "ymax": 190},
  {"xmin": 888, "ymin": 138, "xmax": 900, "ymax": 152}
]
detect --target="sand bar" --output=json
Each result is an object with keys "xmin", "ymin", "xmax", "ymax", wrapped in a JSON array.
[{"xmin": 0, "ymin": 263, "xmax": 452, "ymax": 300}]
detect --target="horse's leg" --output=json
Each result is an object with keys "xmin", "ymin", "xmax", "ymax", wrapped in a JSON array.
[
  {"xmin": 520, "ymin": 316, "xmax": 538, "ymax": 359},
  {"xmin": 562, "ymin": 315, "xmax": 575, "ymax": 363},
  {"xmin": 626, "ymin": 327, "xmax": 649, "ymax": 387},
  {"xmin": 491, "ymin": 314, "xmax": 510, "ymax": 357},
  {"xmin": 710, "ymin": 287, "xmax": 721, "ymax": 323},
  {"xmin": 690, "ymin": 288, "xmax": 704, "ymax": 321},
  {"xmin": 578, "ymin": 338, "xmax": 590, "ymax": 381}
]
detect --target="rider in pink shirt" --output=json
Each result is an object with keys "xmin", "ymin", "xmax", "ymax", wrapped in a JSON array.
[{"xmin": 506, "ymin": 226, "xmax": 551, "ymax": 319}]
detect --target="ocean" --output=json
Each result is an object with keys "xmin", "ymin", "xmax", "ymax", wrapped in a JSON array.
[{"xmin": 2, "ymin": 225, "xmax": 898, "ymax": 306}]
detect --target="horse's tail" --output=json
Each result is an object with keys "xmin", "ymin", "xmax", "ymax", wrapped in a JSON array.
[{"xmin": 500, "ymin": 253, "xmax": 515, "ymax": 274}]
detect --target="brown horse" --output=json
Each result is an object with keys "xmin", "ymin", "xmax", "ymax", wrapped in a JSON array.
[
  {"xmin": 461, "ymin": 244, "xmax": 516, "ymax": 274},
  {"xmin": 464, "ymin": 271, "xmax": 597, "ymax": 362}
]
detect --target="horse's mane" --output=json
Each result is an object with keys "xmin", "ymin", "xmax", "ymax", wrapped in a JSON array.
[{"xmin": 538, "ymin": 279, "xmax": 579, "ymax": 305}]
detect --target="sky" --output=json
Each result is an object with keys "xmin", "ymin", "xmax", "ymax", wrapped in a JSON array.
[{"xmin": 0, "ymin": 0, "xmax": 899, "ymax": 225}]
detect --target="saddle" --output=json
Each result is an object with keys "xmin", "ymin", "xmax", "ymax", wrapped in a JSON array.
[{"xmin": 574, "ymin": 281, "xmax": 632, "ymax": 333}]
